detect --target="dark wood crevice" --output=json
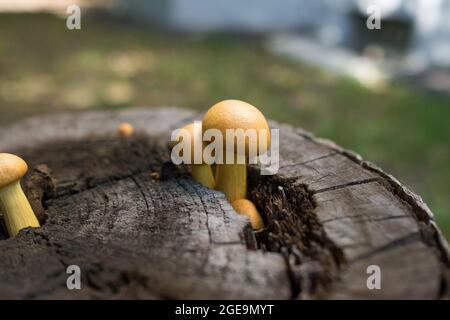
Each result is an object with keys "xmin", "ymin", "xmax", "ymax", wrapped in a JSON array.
[{"xmin": 248, "ymin": 170, "xmax": 345, "ymax": 298}]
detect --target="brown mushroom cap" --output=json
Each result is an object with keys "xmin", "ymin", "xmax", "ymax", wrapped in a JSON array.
[
  {"xmin": 202, "ymin": 100, "xmax": 270, "ymax": 157},
  {"xmin": 0, "ymin": 153, "xmax": 28, "ymax": 188}
]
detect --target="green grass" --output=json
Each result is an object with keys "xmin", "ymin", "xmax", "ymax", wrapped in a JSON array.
[{"xmin": 1, "ymin": 13, "xmax": 449, "ymax": 238}]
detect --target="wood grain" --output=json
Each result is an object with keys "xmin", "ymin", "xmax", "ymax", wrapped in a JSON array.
[{"xmin": 0, "ymin": 107, "xmax": 448, "ymax": 299}]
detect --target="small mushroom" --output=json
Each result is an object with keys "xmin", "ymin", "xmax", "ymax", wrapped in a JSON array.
[
  {"xmin": 232, "ymin": 199, "xmax": 264, "ymax": 230},
  {"xmin": 202, "ymin": 99, "xmax": 270, "ymax": 202},
  {"xmin": 0, "ymin": 153, "xmax": 40, "ymax": 237},
  {"xmin": 173, "ymin": 123, "xmax": 215, "ymax": 189},
  {"xmin": 118, "ymin": 122, "xmax": 134, "ymax": 137}
]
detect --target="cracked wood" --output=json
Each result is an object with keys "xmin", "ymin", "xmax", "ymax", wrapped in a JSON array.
[{"xmin": 0, "ymin": 107, "xmax": 448, "ymax": 299}]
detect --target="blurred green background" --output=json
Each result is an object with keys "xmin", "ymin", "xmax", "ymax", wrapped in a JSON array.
[{"xmin": 0, "ymin": 12, "xmax": 449, "ymax": 239}]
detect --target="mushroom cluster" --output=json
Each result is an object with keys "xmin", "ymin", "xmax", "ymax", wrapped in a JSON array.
[
  {"xmin": 172, "ymin": 100, "xmax": 269, "ymax": 230},
  {"xmin": 0, "ymin": 153, "xmax": 40, "ymax": 237},
  {"xmin": 0, "ymin": 101, "xmax": 268, "ymax": 237}
]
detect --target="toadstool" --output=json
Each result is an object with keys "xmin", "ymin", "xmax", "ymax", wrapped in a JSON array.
[
  {"xmin": 118, "ymin": 122, "xmax": 134, "ymax": 137},
  {"xmin": 202, "ymin": 99, "xmax": 270, "ymax": 202},
  {"xmin": 172, "ymin": 123, "xmax": 215, "ymax": 189},
  {"xmin": 232, "ymin": 198, "xmax": 264, "ymax": 230},
  {"xmin": 0, "ymin": 153, "xmax": 40, "ymax": 237}
]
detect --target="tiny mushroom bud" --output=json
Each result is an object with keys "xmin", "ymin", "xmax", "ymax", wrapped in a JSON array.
[
  {"xmin": 202, "ymin": 100, "xmax": 270, "ymax": 202},
  {"xmin": 173, "ymin": 123, "xmax": 215, "ymax": 189},
  {"xmin": 0, "ymin": 153, "xmax": 40, "ymax": 237},
  {"xmin": 232, "ymin": 199, "xmax": 264, "ymax": 230},
  {"xmin": 118, "ymin": 122, "xmax": 134, "ymax": 137}
]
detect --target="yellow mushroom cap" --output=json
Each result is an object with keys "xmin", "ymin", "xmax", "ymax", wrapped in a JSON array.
[
  {"xmin": 232, "ymin": 198, "xmax": 264, "ymax": 230},
  {"xmin": 202, "ymin": 100, "xmax": 270, "ymax": 157},
  {"xmin": 118, "ymin": 122, "xmax": 134, "ymax": 137},
  {"xmin": 0, "ymin": 153, "xmax": 28, "ymax": 188}
]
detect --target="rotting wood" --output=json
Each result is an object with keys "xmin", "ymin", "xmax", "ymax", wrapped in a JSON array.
[{"xmin": 0, "ymin": 107, "xmax": 448, "ymax": 299}]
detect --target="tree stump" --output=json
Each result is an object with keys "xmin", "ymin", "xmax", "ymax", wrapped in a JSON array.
[{"xmin": 0, "ymin": 107, "xmax": 448, "ymax": 299}]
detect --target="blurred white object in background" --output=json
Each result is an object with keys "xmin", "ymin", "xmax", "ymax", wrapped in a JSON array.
[
  {"xmin": 357, "ymin": 0, "xmax": 402, "ymax": 17},
  {"xmin": 0, "ymin": 0, "xmax": 112, "ymax": 13},
  {"xmin": 268, "ymin": 34, "xmax": 387, "ymax": 90},
  {"xmin": 355, "ymin": 0, "xmax": 450, "ymax": 69},
  {"xmin": 113, "ymin": 0, "xmax": 450, "ymax": 70}
]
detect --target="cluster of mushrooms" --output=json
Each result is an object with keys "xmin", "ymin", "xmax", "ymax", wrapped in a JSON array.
[
  {"xmin": 0, "ymin": 99, "xmax": 267, "ymax": 239},
  {"xmin": 173, "ymin": 99, "xmax": 269, "ymax": 230}
]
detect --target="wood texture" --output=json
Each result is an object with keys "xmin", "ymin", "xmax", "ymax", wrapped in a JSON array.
[{"xmin": 0, "ymin": 107, "xmax": 448, "ymax": 299}]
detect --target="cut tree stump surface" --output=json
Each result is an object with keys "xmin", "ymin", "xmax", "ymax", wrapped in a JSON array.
[{"xmin": 0, "ymin": 107, "xmax": 448, "ymax": 299}]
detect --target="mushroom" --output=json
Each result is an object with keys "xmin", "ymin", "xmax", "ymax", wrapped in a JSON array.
[
  {"xmin": 232, "ymin": 199, "xmax": 264, "ymax": 230},
  {"xmin": 202, "ymin": 99, "xmax": 270, "ymax": 202},
  {"xmin": 172, "ymin": 123, "xmax": 215, "ymax": 189},
  {"xmin": 118, "ymin": 122, "xmax": 134, "ymax": 137},
  {"xmin": 0, "ymin": 153, "xmax": 40, "ymax": 237}
]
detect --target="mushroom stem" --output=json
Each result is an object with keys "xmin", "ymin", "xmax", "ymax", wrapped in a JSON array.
[
  {"xmin": 191, "ymin": 164, "xmax": 215, "ymax": 189},
  {"xmin": 0, "ymin": 181, "xmax": 40, "ymax": 237},
  {"xmin": 215, "ymin": 163, "xmax": 247, "ymax": 202}
]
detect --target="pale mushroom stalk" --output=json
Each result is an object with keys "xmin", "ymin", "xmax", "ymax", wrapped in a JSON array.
[
  {"xmin": 215, "ymin": 163, "xmax": 246, "ymax": 203},
  {"xmin": 191, "ymin": 163, "xmax": 215, "ymax": 189},
  {"xmin": 0, "ymin": 153, "xmax": 40, "ymax": 237},
  {"xmin": 0, "ymin": 181, "xmax": 39, "ymax": 237}
]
